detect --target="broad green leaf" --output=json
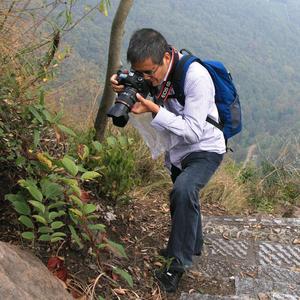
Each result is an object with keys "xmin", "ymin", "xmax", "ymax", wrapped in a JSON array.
[
  {"xmin": 60, "ymin": 178, "xmax": 78, "ymax": 186},
  {"xmin": 38, "ymin": 234, "xmax": 51, "ymax": 241},
  {"xmin": 13, "ymin": 201, "xmax": 31, "ymax": 215},
  {"xmin": 21, "ymin": 231, "xmax": 35, "ymax": 240},
  {"xmin": 48, "ymin": 210, "xmax": 65, "ymax": 221},
  {"xmin": 83, "ymin": 204, "xmax": 96, "ymax": 215},
  {"xmin": 88, "ymin": 223, "xmax": 106, "ymax": 232},
  {"xmin": 41, "ymin": 181, "xmax": 62, "ymax": 199},
  {"xmin": 77, "ymin": 165, "xmax": 88, "ymax": 173},
  {"xmin": 48, "ymin": 201, "xmax": 66, "ymax": 209},
  {"xmin": 51, "ymin": 232, "xmax": 66, "ymax": 238},
  {"xmin": 18, "ymin": 215, "xmax": 34, "ymax": 229},
  {"xmin": 69, "ymin": 211, "xmax": 79, "ymax": 225},
  {"xmin": 61, "ymin": 157, "xmax": 78, "ymax": 176},
  {"xmin": 69, "ymin": 185, "xmax": 81, "ymax": 197},
  {"xmin": 38, "ymin": 226, "xmax": 53, "ymax": 233},
  {"xmin": 113, "ymin": 267, "xmax": 133, "ymax": 287},
  {"xmin": 69, "ymin": 195, "xmax": 83, "ymax": 208},
  {"xmin": 87, "ymin": 214, "xmax": 98, "ymax": 220},
  {"xmin": 5, "ymin": 193, "xmax": 24, "ymax": 203},
  {"xmin": 29, "ymin": 200, "xmax": 45, "ymax": 213},
  {"xmin": 32, "ymin": 215, "xmax": 48, "ymax": 225},
  {"xmin": 57, "ymin": 124, "xmax": 76, "ymax": 137},
  {"xmin": 106, "ymin": 239, "xmax": 127, "ymax": 258},
  {"xmin": 51, "ymin": 237, "xmax": 64, "ymax": 243},
  {"xmin": 81, "ymin": 171, "xmax": 101, "ymax": 181},
  {"xmin": 50, "ymin": 221, "xmax": 64, "ymax": 229},
  {"xmin": 69, "ymin": 208, "xmax": 83, "ymax": 217},
  {"xmin": 26, "ymin": 185, "xmax": 43, "ymax": 202}
]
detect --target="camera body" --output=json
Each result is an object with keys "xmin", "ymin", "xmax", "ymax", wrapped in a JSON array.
[{"xmin": 107, "ymin": 70, "xmax": 150, "ymax": 127}]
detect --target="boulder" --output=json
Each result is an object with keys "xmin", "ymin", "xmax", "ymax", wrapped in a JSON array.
[{"xmin": 0, "ymin": 241, "xmax": 73, "ymax": 300}]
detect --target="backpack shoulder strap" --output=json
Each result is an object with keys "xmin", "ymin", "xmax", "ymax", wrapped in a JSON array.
[
  {"xmin": 173, "ymin": 54, "xmax": 202, "ymax": 106},
  {"xmin": 173, "ymin": 53, "xmax": 224, "ymax": 132}
]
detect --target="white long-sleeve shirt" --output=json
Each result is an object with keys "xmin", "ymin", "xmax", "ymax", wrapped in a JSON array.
[{"xmin": 151, "ymin": 60, "xmax": 226, "ymax": 170}]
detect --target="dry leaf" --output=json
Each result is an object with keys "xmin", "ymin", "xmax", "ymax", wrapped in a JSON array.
[
  {"xmin": 113, "ymin": 288, "xmax": 126, "ymax": 295},
  {"xmin": 222, "ymin": 232, "xmax": 230, "ymax": 240},
  {"xmin": 80, "ymin": 190, "xmax": 90, "ymax": 203},
  {"xmin": 47, "ymin": 256, "xmax": 68, "ymax": 282},
  {"xmin": 47, "ymin": 256, "xmax": 64, "ymax": 271},
  {"xmin": 154, "ymin": 262, "xmax": 163, "ymax": 267}
]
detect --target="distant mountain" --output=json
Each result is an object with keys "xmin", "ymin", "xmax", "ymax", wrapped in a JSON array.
[{"xmin": 61, "ymin": 0, "xmax": 300, "ymax": 162}]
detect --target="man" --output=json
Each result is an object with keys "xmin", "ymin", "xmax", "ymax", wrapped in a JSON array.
[{"xmin": 111, "ymin": 28, "xmax": 226, "ymax": 293}]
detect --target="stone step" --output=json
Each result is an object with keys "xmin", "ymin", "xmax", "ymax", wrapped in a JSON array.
[
  {"xmin": 271, "ymin": 293, "xmax": 300, "ymax": 300},
  {"xmin": 257, "ymin": 264, "xmax": 300, "ymax": 285},
  {"xmin": 235, "ymin": 277, "xmax": 300, "ymax": 297},
  {"xmin": 193, "ymin": 235, "xmax": 300, "ymax": 277},
  {"xmin": 202, "ymin": 216, "xmax": 300, "ymax": 244},
  {"xmin": 184, "ymin": 216, "xmax": 300, "ymax": 300},
  {"xmin": 180, "ymin": 292, "xmax": 300, "ymax": 300},
  {"xmin": 180, "ymin": 293, "xmax": 252, "ymax": 300}
]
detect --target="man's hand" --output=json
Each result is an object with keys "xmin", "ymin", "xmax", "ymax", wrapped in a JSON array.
[
  {"xmin": 110, "ymin": 74, "xmax": 125, "ymax": 93},
  {"xmin": 131, "ymin": 93, "xmax": 160, "ymax": 114}
]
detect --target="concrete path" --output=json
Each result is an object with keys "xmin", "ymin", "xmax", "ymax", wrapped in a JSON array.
[{"xmin": 181, "ymin": 216, "xmax": 300, "ymax": 300}]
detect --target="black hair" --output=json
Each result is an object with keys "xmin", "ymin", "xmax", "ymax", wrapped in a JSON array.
[{"xmin": 127, "ymin": 28, "xmax": 169, "ymax": 65}]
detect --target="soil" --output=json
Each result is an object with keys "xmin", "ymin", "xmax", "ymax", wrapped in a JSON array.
[{"xmin": 0, "ymin": 171, "xmax": 236, "ymax": 300}]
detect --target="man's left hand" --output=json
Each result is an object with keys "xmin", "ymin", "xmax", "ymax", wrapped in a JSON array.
[{"xmin": 131, "ymin": 93, "xmax": 160, "ymax": 114}]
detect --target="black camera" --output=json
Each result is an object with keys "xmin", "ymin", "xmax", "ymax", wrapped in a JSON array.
[{"xmin": 107, "ymin": 70, "xmax": 150, "ymax": 127}]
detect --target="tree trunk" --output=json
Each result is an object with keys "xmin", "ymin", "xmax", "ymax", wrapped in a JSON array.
[{"xmin": 94, "ymin": 0, "xmax": 133, "ymax": 141}]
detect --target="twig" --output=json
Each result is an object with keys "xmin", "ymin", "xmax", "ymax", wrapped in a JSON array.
[{"xmin": 55, "ymin": 240, "xmax": 66, "ymax": 256}]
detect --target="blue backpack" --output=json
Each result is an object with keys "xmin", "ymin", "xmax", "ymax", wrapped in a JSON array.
[{"xmin": 173, "ymin": 49, "xmax": 242, "ymax": 141}]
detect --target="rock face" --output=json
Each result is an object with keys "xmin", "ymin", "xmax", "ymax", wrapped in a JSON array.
[{"xmin": 0, "ymin": 241, "xmax": 73, "ymax": 300}]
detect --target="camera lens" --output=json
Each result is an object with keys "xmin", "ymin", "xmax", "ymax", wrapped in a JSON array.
[
  {"xmin": 107, "ymin": 87, "xmax": 137, "ymax": 127},
  {"xmin": 107, "ymin": 102, "xmax": 130, "ymax": 127}
]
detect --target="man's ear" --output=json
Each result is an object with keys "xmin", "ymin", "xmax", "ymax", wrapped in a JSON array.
[{"xmin": 163, "ymin": 52, "xmax": 171, "ymax": 64}]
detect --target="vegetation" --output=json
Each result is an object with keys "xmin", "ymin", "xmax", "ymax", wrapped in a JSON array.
[
  {"xmin": 56, "ymin": 0, "xmax": 300, "ymax": 162},
  {"xmin": 0, "ymin": 0, "xmax": 299, "ymax": 299}
]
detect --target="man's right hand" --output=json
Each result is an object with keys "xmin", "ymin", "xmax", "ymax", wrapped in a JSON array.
[{"xmin": 110, "ymin": 74, "xmax": 125, "ymax": 93}]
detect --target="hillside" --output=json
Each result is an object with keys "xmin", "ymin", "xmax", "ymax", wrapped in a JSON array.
[
  {"xmin": 0, "ymin": 1, "xmax": 299, "ymax": 298},
  {"xmin": 58, "ymin": 0, "xmax": 300, "ymax": 162}
]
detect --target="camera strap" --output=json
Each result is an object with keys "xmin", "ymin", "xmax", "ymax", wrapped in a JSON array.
[{"xmin": 154, "ymin": 48, "xmax": 179, "ymax": 105}]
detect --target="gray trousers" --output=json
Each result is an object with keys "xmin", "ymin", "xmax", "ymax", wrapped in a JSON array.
[{"xmin": 166, "ymin": 151, "xmax": 223, "ymax": 272}]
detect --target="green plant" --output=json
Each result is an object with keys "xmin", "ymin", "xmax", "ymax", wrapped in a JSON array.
[
  {"xmin": 2, "ymin": 99, "xmax": 133, "ymax": 289},
  {"xmin": 0, "ymin": 1, "xmax": 133, "ymax": 295},
  {"xmin": 100, "ymin": 135, "xmax": 136, "ymax": 202},
  {"xmin": 78, "ymin": 134, "xmax": 136, "ymax": 204}
]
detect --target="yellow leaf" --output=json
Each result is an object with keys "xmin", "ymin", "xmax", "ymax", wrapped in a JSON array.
[{"xmin": 36, "ymin": 152, "xmax": 53, "ymax": 169}]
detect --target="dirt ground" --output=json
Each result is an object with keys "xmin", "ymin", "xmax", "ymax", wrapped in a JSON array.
[{"xmin": 0, "ymin": 170, "xmax": 238, "ymax": 300}]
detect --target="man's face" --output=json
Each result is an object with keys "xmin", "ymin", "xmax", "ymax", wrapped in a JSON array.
[{"xmin": 131, "ymin": 52, "xmax": 171, "ymax": 87}]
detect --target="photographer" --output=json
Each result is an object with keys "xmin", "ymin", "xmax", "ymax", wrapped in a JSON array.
[{"xmin": 110, "ymin": 28, "xmax": 226, "ymax": 293}]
